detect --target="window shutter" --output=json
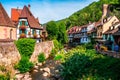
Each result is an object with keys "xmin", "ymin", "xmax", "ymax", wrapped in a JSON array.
[
  {"xmin": 20, "ymin": 21, "xmax": 22, "ymax": 26},
  {"xmin": 32, "ymin": 29, "xmax": 34, "ymax": 34},
  {"xmin": 25, "ymin": 21, "xmax": 28, "ymax": 26},
  {"xmin": 25, "ymin": 30, "xmax": 27, "ymax": 34},
  {"xmin": 19, "ymin": 30, "xmax": 22, "ymax": 34}
]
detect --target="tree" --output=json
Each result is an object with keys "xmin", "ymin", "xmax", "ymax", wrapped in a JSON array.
[
  {"xmin": 57, "ymin": 22, "xmax": 68, "ymax": 44},
  {"xmin": 46, "ymin": 21, "xmax": 59, "ymax": 40}
]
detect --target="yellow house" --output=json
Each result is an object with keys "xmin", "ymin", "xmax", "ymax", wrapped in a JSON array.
[
  {"xmin": 102, "ymin": 16, "xmax": 119, "ymax": 34},
  {"xmin": 0, "ymin": 3, "xmax": 16, "ymax": 40}
]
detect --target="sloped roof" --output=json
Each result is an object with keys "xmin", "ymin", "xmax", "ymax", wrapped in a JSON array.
[
  {"xmin": 68, "ymin": 26, "xmax": 81, "ymax": 34},
  {"xmin": 104, "ymin": 28, "xmax": 118, "ymax": 34},
  {"xmin": 0, "ymin": 3, "xmax": 15, "ymax": 27},
  {"xmin": 95, "ymin": 21, "xmax": 102, "ymax": 27},
  {"xmin": 11, "ymin": 8, "xmax": 22, "ymax": 22},
  {"xmin": 19, "ymin": 6, "xmax": 42, "ymax": 29}
]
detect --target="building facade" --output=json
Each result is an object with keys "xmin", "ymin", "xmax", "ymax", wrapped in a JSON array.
[
  {"xmin": 0, "ymin": 3, "xmax": 16, "ymax": 40},
  {"xmin": 16, "ymin": 5, "xmax": 43, "ymax": 42}
]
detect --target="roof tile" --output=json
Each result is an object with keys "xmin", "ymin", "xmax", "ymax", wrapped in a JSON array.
[
  {"xmin": 20, "ymin": 6, "xmax": 42, "ymax": 29},
  {"xmin": 0, "ymin": 3, "xmax": 15, "ymax": 27}
]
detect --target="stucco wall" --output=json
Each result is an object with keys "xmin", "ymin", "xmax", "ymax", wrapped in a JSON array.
[{"xmin": 0, "ymin": 26, "xmax": 17, "ymax": 40}]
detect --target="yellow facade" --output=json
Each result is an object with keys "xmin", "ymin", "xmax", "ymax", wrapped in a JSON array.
[
  {"xmin": 102, "ymin": 16, "xmax": 119, "ymax": 33},
  {"xmin": 0, "ymin": 26, "xmax": 17, "ymax": 40}
]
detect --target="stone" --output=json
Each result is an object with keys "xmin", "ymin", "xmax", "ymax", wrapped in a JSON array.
[
  {"xmin": 33, "ymin": 69, "xmax": 38, "ymax": 72},
  {"xmin": 40, "ymin": 68, "xmax": 43, "ymax": 71},
  {"xmin": 15, "ymin": 74, "xmax": 24, "ymax": 79},
  {"xmin": 43, "ymin": 67, "xmax": 50, "ymax": 74},
  {"xmin": 43, "ymin": 72, "xmax": 49, "ymax": 77},
  {"xmin": 24, "ymin": 74, "xmax": 30, "ymax": 78},
  {"xmin": 0, "ymin": 54, "xmax": 3, "ymax": 58},
  {"xmin": 55, "ymin": 70, "xmax": 59, "ymax": 73},
  {"xmin": 34, "ymin": 65, "xmax": 39, "ymax": 69},
  {"xmin": 37, "ymin": 63, "xmax": 42, "ymax": 66}
]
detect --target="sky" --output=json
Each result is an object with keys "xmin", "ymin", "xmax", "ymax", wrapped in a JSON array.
[{"xmin": 0, "ymin": 0, "xmax": 99, "ymax": 24}]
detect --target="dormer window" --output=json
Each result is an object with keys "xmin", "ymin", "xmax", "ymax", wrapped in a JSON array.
[{"xmin": 22, "ymin": 21, "xmax": 25, "ymax": 25}]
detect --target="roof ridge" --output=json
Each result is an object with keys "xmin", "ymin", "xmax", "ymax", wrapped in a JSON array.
[
  {"xmin": 19, "ymin": 5, "xmax": 42, "ymax": 29},
  {"xmin": 0, "ymin": 3, "xmax": 15, "ymax": 27}
]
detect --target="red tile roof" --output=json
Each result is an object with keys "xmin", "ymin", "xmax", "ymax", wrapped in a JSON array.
[
  {"xmin": 0, "ymin": 3, "xmax": 15, "ymax": 27},
  {"xmin": 20, "ymin": 6, "xmax": 42, "ymax": 29},
  {"xmin": 11, "ymin": 8, "xmax": 22, "ymax": 22},
  {"xmin": 68, "ymin": 26, "xmax": 81, "ymax": 34},
  {"xmin": 95, "ymin": 21, "xmax": 102, "ymax": 27}
]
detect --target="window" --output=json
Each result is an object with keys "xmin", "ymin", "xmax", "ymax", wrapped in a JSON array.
[
  {"xmin": 85, "ymin": 37, "xmax": 87, "ymax": 41},
  {"xmin": 22, "ymin": 21, "xmax": 25, "ymax": 25},
  {"xmin": 105, "ymin": 35, "xmax": 107, "ymax": 39},
  {"xmin": 32, "ymin": 29, "xmax": 36, "ymax": 34},
  {"xmin": 100, "ymin": 32, "xmax": 102, "ymax": 36},
  {"xmin": 19, "ymin": 30, "xmax": 22, "ymax": 34}
]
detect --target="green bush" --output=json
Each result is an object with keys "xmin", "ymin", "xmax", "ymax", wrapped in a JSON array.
[
  {"xmin": 61, "ymin": 53, "xmax": 91, "ymax": 80},
  {"xmin": 53, "ymin": 39, "xmax": 63, "ymax": 50},
  {"xmin": 38, "ymin": 53, "xmax": 46, "ymax": 63},
  {"xmin": 15, "ymin": 57, "xmax": 34, "ymax": 73},
  {"xmin": 15, "ymin": 38, "xmax": 36, "ymax": 58},
  {"xmin": 50, "ymin": 49, "xmax": 58, "ymax": 58},
  {"xmin": 54, "ymin": 54, "xmax": 63, "ymax": 61},
  {"xmin": 60, "ymin": 46, "xmax": 120, "ymax": 80}
]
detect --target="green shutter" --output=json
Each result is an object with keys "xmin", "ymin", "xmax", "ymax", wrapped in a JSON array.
[
  {"xmin": 32, "ymin": 29, "xmax": 34, "ymax": 34},
  {"xmin": 25, "ymin": 21, "xmax": 28, "ymax": 26},
  {"xmin": 25, "ymin": 30, "xmax": 27, "ymax": 34},
  {"xmin": 20, "ymin": 21, "xmax": 22, "ymax": 26},
  {"xmin": 19, "ymin": 30, "xmax": 22, "ymax": 34}
]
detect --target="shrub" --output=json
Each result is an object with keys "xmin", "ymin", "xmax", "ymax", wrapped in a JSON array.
[
  {"xmin": 38, "ymin": 53, "xmax": 46, "ymax": 63},
  {"xmin": 61, "ymin": 53, "xmax": 91, "ymax": 80},
  {"xmin": 15, "ymin": 38, "xmax": 35, "ymax": 73},
  {"xmin": 54, "ymin": 54, "xmax": 63, "ymax": 61},
  {"xmin": 60, "ymin": 46, "xmax": 120, "ymax": 80},
  {"xmin": 15, "ymin": 57, "xmax": 34, "ymax": 73},
  {"xmin": 15, "ymin": 38, "xmax": 36, "ymax": 58},
  {"xmin": 50, "ymin": 49, "xmax": 58, "ymax": 58},
  {"xmin": 53, "ymin": 39, "xmax": 63, "ymax": 50}
]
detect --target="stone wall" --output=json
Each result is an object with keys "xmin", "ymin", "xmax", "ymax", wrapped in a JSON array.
[
  {"xmin": 30, "ymin": 41, "xmax": 54, "ymax": 63},
  {"xmin": 0, "ymin": 41, "xmax": 54, "ymax": 78},
  {"xmin": 0, "ymin": 41, "xmax": 21, "ymax": 77}
]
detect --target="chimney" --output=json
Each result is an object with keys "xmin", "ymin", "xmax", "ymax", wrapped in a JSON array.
[
  {"xmin": 102, "ymin": 4, "xmax": 109, "ymax": 19},
  {"xmin": 101, "ymin": 4, "xmax": 109, "ymax": 24},
  {"xmin": 28, "ymin": 4, "xmax": 31, "ymax": 10}
]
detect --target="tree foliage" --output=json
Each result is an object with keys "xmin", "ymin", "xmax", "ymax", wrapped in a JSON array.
[
  {"xmin": 46, "ymin": 21, "xmax": 68, "ymax": 44},
  {"xmin": 46, "ymin": 21, "xmax": 59, "ymax": 40},
  {"xmin": 57, "ymin": 0, "xmax": 120, "ymax": 29}
]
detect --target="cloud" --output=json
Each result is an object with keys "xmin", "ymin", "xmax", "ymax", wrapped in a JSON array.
[{"xmin": 1, "ymin": 0, "xmax": 99, "ymax": 24}]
